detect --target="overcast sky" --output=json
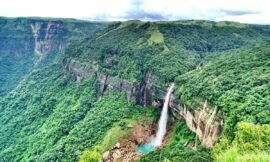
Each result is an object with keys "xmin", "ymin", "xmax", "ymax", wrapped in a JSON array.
[{"xmin": 0, "ymin": 0, "xmax": 270, "ymax": 24}]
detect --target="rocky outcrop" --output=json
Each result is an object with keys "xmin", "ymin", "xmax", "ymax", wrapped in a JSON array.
[
  {"xmin": 66, "ymin": 60, "xmax": 223, "ymax": 148},
  {"xmin": 179, "ymin": 102, "xmax": 223, "ymax": 147},
  {"xmin": 31, "ymin": 21, "xmax": 66, "ymax": 63},
  {"xmin": 0, "ymin": 17, "xmax": 106, "ymax": 97},
  {"xmin": 67, "ymin": 60, "xmax": 158, "ymax": 106},
  {"xmin": 103, "ymin": 120, "xmax": 156, "ymax": 162}
]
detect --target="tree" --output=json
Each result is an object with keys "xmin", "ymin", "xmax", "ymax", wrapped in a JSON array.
[{"xmin": 79, "ymin": 150, "xmax": 102, "ymax": 162}]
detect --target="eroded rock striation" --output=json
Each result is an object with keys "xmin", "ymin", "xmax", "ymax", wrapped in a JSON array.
[{"xmin": 30, "ymin": 21, "xmax": 65, "ymax": 62}]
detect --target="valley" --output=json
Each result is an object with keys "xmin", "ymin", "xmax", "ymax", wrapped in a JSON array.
[{"xmin": 0, "ymin": 17, "xmax": 269, "ymax": 162}]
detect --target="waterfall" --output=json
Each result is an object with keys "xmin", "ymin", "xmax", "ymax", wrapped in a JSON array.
[{"xmin": 151, "ymin": 83, "xmax": 174, "ymax": 147}]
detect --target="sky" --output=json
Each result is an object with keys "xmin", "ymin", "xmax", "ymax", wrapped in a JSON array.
[{"xmin": 0, "ymin": 0, "xmax": 270, "ymax": 24}]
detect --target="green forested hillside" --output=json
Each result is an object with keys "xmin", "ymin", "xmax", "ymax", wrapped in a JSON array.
[
  {"xmin": 176, "ymin": 41, "xmax": 270, "ymax": 135},
  {"xmin": 175, "ymin": 41, "xmax": 270, "ymax": 161},
  {"xmin": 0, "ymin": 17, "xmax": 107, "ymax": 97},
  {"xmin": 0, "ymin": 18, "xmax": 269, "ymax": 162},
  {"xmin": 0, "ymin": 64, "xmax": 153, "ymax": 161},
  {"xmin": 65, "ymin": 20, "xmax": 270, "ymax": 85}
]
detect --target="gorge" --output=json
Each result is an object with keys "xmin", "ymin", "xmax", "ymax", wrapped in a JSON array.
[
  {"xmin": 0, "ymin": 17, "xmax": 269, "ymax": 162},
  {"xmin": 66, "ymin": 59, "xmax": 223, "ymax": 148}
]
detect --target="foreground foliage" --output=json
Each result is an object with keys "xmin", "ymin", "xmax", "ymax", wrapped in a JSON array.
[
  {"xmin": 79, "ymin": 150, "xmax": 102, "ymax": 162},
  {"xmin": 212, "ymin": 122, "xmax": 270, "ymax": 162}
]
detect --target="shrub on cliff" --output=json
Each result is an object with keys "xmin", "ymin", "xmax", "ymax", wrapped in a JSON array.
[{"xmin": 79, "ymin": 150, "xmax": 102, "ymax": 162}]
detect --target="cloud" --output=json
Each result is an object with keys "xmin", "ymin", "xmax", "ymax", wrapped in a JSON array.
[
  {"xmin": 220, "ymin": 9, "xmax": 260, "ymax": 16},
  {"xmin": 121, "ymin": 7, "xmax": 166, "ymax": 21},
  {"xmin": 0, "ymin": 0, "xmax": 269, "ymax": 24}
]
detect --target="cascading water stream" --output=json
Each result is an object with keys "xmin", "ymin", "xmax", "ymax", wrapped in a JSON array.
[
  {"xmin": 136, "ymin": 83, "xmax": 174, "ymax": 153},
  {"xmin": 151, "ymin": 83, "xmax": 174, "ymax": 147}
]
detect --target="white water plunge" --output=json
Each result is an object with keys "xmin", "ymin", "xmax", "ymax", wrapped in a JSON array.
[{"xmin": 151, "ymin": 83, "xmax": 174, "ymax": 147}]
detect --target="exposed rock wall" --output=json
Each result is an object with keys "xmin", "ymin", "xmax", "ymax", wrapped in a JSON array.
[
  {"xmin": 179, "ymin": 103, "xmax": 223, "ymax": 147},
  {"xmin": 0, "ymin": 17, "xmax": 106, "ymax": 96},
  {"xmin": 66, "ymin": 60, "xmax": 223, "ymax": 148},
  {"xmin": 67, "ymin": 60, "xmax": 157, "ymax": 106},
  {"xmin": 30, "ymin": 21, "xmax": 66, "ymax": 63}
]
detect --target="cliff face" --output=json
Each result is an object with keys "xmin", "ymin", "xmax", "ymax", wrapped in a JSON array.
[
  {"xmin": 1, "ymin": 19, "xmax": 68, "ymax": 62},
  {"xmin": 0, "ymin": 17, "xmax": 107, "ymax": 96},
  {"xmin": 66, "ymin": 60, "xmax": 223, "ymax": 148},
  {"xmin": 67, "ymin": 60, "xmax": 168, "ymax": 106},
  {"xmin": 0, "ymin": 19, "xmax": 64, "ymax": 96},
  {"xmin": 178, "ymin": 103, "xmax": 222, "ymax": 147},
  {"xmin": 30, "ymin": 21, "xmax": 66, "ymax": 63}
]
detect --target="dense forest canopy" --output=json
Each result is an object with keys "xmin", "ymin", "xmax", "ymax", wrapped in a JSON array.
[{"xmin": 0, "ymin": 17, "xmax": 269, "ymax": 161}]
